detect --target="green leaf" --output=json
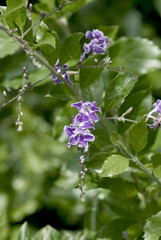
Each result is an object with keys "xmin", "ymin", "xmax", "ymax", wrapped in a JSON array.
[
  {"xmin": 152, "ymin": 152, "xmax": 161, "ymax": 178},
  {"xmin": 81, "ymin": 77, "xmax": 104, "ymax": 105},
  {"xmin": 0, "ymin": 30, "xmax": 20, "ymax": 58},
  {"xmin": 129, "ymin": 118, "xmax": 148, "ymax": 152},
  {"xmin": 33, "ymin": 225, "xmax": 61, "ymax": 240},
  {"xmin": 110, "ymin": 132, "xmax": 125, "ymax": 149},
  {"xmin": 110, "ymin": 37, "xmax": 161, "ymax": 75},
  {"xmin": 86, "ymin": 171, "xmax": 137, "ymax": 198},
  {"xmin": 59, "ymin": 32, "xmax": 84, "ymax": 65},
  {"xmin": 80, "ymin": 54, "xmax": 105, "ymax": 88},
  {"xmin": 56, "ymin": 0, "xmax": 96, "ymax": 18},
  {"xmin": 118, "ymin": 76, "xmax": 153, "ymax": 133},
  {"xmin": 6, "ymin": 0, "xmax": 27, "ymax": 34},
  {"xmin": 101, "ymin": 154, "xmax": 129, "ymax": 177},
  {"xmin": 104, "ymin": 72, "xmax": 137, "ymax": 112},
  {"xmin": 99, "ymin": 25, "xmax": 119, "ymax": 39},
  {"xmin": 18, "ymin": 222, "xmax": 31, "ymax": 240},
  {"xmin": 48, "ymin": 82, "xmax": 75, "ymax": 100},
  {"xmin": 36, "ymin": 22, "xmax": 61, "ymax": 67},
  {"xmin": 143, "ymin": 211, "xmax": 161, "ymax": 240}
]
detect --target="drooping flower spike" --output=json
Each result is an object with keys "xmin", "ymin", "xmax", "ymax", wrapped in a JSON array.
[{"xmin": 64, "ymin": 101, "xmax": 101, "ymax": 201}]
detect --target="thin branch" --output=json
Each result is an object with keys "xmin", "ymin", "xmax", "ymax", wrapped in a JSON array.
[
  {"xmin": 20, "ymin": 0, "xmax": 78, "ymax": 39},
  {"xmin": 127, "ymin": 150, "xmax": 161, "ymax": 189},
  {"xmin": 0, "ymin": 74, "xmax": 51, "ymax": 110},
  {"xmin": 67, "ymin": 64, "xmax": 137, "ymax": 79},
  {"xmin": 0, "ymin": 23, "xmax": 82, "ymax": 101},
  {"xmin": 103, "ymin": 116, "xmax": 138, "ymax": 123}
]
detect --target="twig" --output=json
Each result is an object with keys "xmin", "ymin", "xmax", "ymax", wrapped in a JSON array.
[
  {"xmin": 0, "ymin": 23, "xmax": 82, "ymax": 101},
  {"xmin": 127, "ymin": 151, "xmax": 161, "ymax": 189},
  {"xmin": 0, "ymin": 74, "xmax": 51, "ymax": 110},
  {"xmin": 67, "ymin": 64, "xmax": 137, "ymax": 79},
  {"xmin": 103, "ymin": 116, "xmax": 138, "ymax": 123},
  {"xmin": 20, "ymin": 0, "xmax": 78, "ymax": 39}
]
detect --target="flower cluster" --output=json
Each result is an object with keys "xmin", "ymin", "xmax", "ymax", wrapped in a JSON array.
[
  {"xmin": 52, "ymin": 60, "xmax": 73, "ymax": 85},
  {"xmin": 64, "ymin": 101, "xmax": 102, "ymax": 151},
  {"xmin": 83, "ymin": 29, "xmax": 109, "ymax": 55},
  {"xmin": 147, "ymin": 99, "xmax": 161, "ymax": 129}
]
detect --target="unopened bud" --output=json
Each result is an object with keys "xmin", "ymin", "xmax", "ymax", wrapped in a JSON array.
[
  {"xmin": 22, "ymin": 67, "xmax": 26, "ymax": 74},
  {"xmin": 81, "ymin": 176, "xmax": 84, "ymax": 181},
  {"xmin": 84, "ymin": 148, "xmax": 88, "ymax": 154},
  {"xmin": 40, "ymin": 11, "xmax": 44, "ymax": 18},
  {"xmin": 29, "ymin": 4, "xmax": 32, "ymax": 12},
  {"xmin": 3, "ymin": 91, "xmax": 7, "ymax": 103},
  {"xmin": 122, "ymin": 107, "xmax": 133, "ymax": 117},
  {"xmin": 26, "ymin": 76, "xmax": 32, "ymax": 89},
  {"xmin": 25, "ymin": 1, "xmax": 28, "ymax": 9},
  {"xmin": 29, "ymin": 17, "xmax": 32, "ymax": 23},
  {"xmin": 7, "ymin": 88, "xmax": 14, "ymax": 97},
  {"xmin": 78, "ymin": 144, "xmax": 83, "ymax": 149},
  {"xmin": 79, "ymin": 171, "xmax": 84, "ymax": 176},
  {"xmin": 18, "ymin": 96, "xmax": 22, "ymax": 102},
  {"xmin": 84, "ymin": 168, "xmax": 88, "ymax": 173},
  {"xmin": 94, "ymin": 58, "xmax": 98, "ymax": 64},
  {"xmin": 12, "ymin": 28, "xmax": 18, "ymax": 33},
  {"xmin": 100, "ymin": 58, "xmax": 106, "ymax": 65}
]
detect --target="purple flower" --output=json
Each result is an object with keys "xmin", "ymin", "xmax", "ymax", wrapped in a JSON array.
[
  {"xmin": 147, "ymin": 99, "xmax": 161, "ymax": 129},
  {"xmin": 152, "ymin": 99, "xmax": 161, "ymax": 114},
  {"xmin": 72, "ymin": 113, "xmax": 95, "ymax": 129},
  {"xmin": 83, "ymin": 29, "xmax": 109, "ymax": 55},
  {"xmin": 71, "ymin": 101, "xmax": 102, "ymax": 122},
  {"xmin": 64, "ymin": 126, "xmax": 95, "ymax": 150},
  {"xmin": 150, "ymin": 120, "xmax": 161, "ymax": 129},
  {"xmin": 64, "ymin": 101, "xmax": 101, "ymax": 150},
  {"xmin": 52, "ymin": 60, "xmax": 73, "ymax": 85}
]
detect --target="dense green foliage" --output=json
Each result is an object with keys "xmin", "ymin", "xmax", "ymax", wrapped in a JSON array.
[{"xmin": 0, "ymin": 0, "xmax": 161, "ymax": 239}]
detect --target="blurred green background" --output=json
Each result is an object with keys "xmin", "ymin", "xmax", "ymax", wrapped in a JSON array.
[{"xmin": 0, "ymin": 0, "xmax": 161, "ymax": 239}]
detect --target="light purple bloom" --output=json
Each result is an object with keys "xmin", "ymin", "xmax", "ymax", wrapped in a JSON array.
[
  {"xmin": 152, "ymin": 99, "xmax": 161, "ymax": 114},
  {"xmin": 147, "ymin": 99, "xmax": 161, "ymax": 129},
  {"xmin": 52, "ymin": 60, "xmax": 73, "ymax": 85},
  {"xmin": 64, "ymin": 101, "xmax": 101, "ymax": 150},
  {"xmin": 71, "ymin": 101, "xmax": 102, "ymax": 122},
  {"xmin": 72, "ymin": 113, "xmax": 95, "ymax": 129},
  {"xmin": 150, "ymin": 120, "xmax": 161, "ymax": 129},
  {"xmin": 64, "ymin": 126, "xmax": 95, "ymax": 150},
  {"xmin": 83, "ymin": 29, "xmax": 109, "ymax": 55}
]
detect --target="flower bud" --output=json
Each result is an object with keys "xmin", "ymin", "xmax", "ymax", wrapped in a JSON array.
[
  {"xmin": 25, "ymin": 1, "xmax": 28, "ymax": 9},
  {"xmin": 3, "ymin": 91, "xmax": 7, "ymax": 103},
  {"xmin": 84, "ymin": 168, "xmax": 88, "ymax": 173},
  {"xmin": 29, "ymin": 4, "xmax": 32, "ymax": 12},
  {"xmin": 6, "ymin": 88, "xmax": 14, "ymax": 97},
  {"xmin": 94, "ymin": 58, "xmax": 98, "ymax": 64},
  {"xmin": 29, "ymin": 17, "xmax": 32, "ymax": 23}
]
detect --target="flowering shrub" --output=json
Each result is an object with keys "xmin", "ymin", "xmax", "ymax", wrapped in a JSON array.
[{"xmin": 1, "ymin": 0, "xmax": 161, "ymax": 240}]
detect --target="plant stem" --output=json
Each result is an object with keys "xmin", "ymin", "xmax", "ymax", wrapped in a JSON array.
[
  {"xmin": 103, "ymin": 116, "xmax": 138, "ymax": 123},
  {"xmin": 0, "ymin": 74, "xmax": 51, "ymax": 110},
  {"xmin": 20, "ymin": 0, "xmax": 77, "ymax": 39},
  {"xmin": 0, "ymin": 23, "xmax": 82, "ymax": 101},
  {"xmin": 127, "ymin": 151, "xmax": 161, "ymax": 189}
]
